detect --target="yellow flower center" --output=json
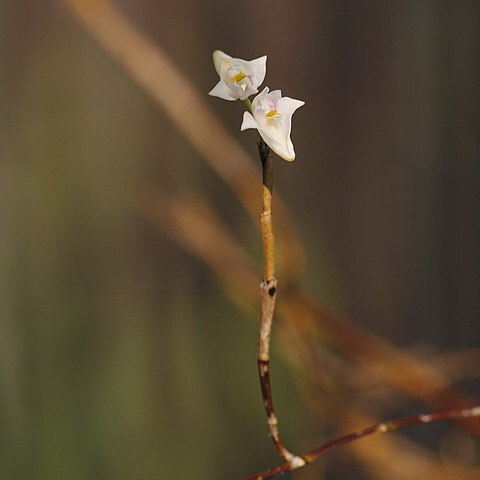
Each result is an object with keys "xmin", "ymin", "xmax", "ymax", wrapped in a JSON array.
[
  {"xmin": 231, "ymin": 71, "xmax": 247, "ymax": 83},
  {"xmin": 266, "ymin": 109, "xmax": 278, "ymax": 118}
]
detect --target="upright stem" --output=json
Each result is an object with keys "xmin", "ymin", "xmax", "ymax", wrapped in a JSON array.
[
  {"xmin": 260, "ymin": 141, "xmax": 275, "ymax": 282},
  {"xmin": 256, "ymin": 140, "xmax": 305, "ymax": 467}
]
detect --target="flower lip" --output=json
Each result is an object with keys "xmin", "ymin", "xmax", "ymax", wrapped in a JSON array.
[
  {"xmin": 209, "ymin": 50, "xmax": 267, "ymax": 101},
  {"xmin": 231, "ymin": 71, "xmax": 247, "ymax": 83}
]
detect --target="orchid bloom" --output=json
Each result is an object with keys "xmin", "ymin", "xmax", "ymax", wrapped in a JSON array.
[
  {"xmin": 209, "ymin": 50, "xmax": 267, "ymax": 101},
  {"xmin": 241, "ymin": 87, "xmax": 305, "ymax": 161}
]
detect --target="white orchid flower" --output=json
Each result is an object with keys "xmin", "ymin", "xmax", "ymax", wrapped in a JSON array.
[
  {"xmin": 209, "ymin": 50, "xmax": 267, "ymax": 101},
  {"xmin": 241, "ymin": 87, "xmax": 305, "ymax": 161}
]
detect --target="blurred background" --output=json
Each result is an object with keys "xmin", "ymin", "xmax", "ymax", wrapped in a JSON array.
[{"xmin": 1, "ymin": 0, "xmax": 479, "ymax": 479}]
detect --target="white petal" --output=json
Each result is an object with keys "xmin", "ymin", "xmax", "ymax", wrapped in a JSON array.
[
  {"xmin": 280, "ymin": 97, "xmax": 305, "ymax": 115},
  {"xmin": 233, "ymin": 80, "xmax": 257, "ymax": 100},
  {"xmin": 253, "ymin": 90, "xmax": 304, "ymax": 161},
  {"xmin": 269, "ymin": 90, "xmax": 282, "ymax": 100},
  {"xmin": 259, "ymin": 124, "xmax": 295, "ymax": 161},
  {"xmin": 276, "ymin": 98, "xmax": 305, "ymax": 160},
  {"xmin": 240, "ymin": 111, "xmax": 258, "ymax": 131},
  {"xmin": 249, "ymin": 55, "xmax": 267, "ymax": 88},
  {"xmin": 251, "ymin": 86, "xmax": 270, "ymax": 110},
  {"xmin": 240, "ymin": 85, "xmax": 304, "ymax": 161},
  {"xmin": 209, "ymin": 81, "xmax": 237, "ymax": 101},
  {"xmin": 212, "ymin": 50, "xmax": 231, "ymax": 75},
  {"xmin": 284, "ymin": 137, "xmax": 296, "ymax": 161},
  {"xmin": 210, "ymin": 51, "xmax": 267, "ymax": 101}
]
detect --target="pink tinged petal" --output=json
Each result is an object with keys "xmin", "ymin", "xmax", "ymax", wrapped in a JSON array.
[
  {"xmin": 240, "ymin": 111, "xmax": 258, "ymax": 131},
  {"xmin": 208, "ymin": 81, "xmax": 237, "ymax": 101},
  {"xmin": 251, "ymin": 86, "xmax": 270, "ymax": 113},
  {"xmin": 254, "ymin": 86, "xmax": 270, "ymax": 100},
  {"xmin": 268, "ymin": 90, "xmax": 283, "ymax": 100}
]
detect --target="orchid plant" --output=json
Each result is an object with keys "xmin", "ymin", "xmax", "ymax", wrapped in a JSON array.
[
  {"xmin": 209, "ymin": 49, "xmax": 306, "ymax": 468},
  {"xmin": 208, "ymin": 51, "xmax": 480, "ymax": 480}
]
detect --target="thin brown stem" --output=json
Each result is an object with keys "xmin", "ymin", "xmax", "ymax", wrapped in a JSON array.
[
  {"xmin": 242, "ymin": 405, "xmax": 480, "ymax": 480},
  {"xmin": 260, "ymin": 141, "xmax": 275, "ymax": 283},
  {"xmin": 257, "ymin": 141, "xmax": 303, "ymax": 467}
]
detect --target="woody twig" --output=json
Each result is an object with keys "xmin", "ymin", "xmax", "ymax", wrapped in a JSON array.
[
  {"xmin": 256, "ymin": 140, "xmax": 305, "ymax": 467},
  {"xmin": 242, "ymin": 405, "xmax": 480, "ymax": 480}
]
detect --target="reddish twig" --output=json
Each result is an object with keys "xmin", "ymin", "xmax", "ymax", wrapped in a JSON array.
[{"xmin": 242, "ymin": 405, "xmax": 480, "ymax": 479}]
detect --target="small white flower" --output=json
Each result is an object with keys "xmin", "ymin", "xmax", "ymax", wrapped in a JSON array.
[
  {"xmin": 209, "ymin": 50, "xmax": 267, "ymax": 101},
  {"xmin": 241, "ymin": 87, "xmax": 305, "ymax": 161}
]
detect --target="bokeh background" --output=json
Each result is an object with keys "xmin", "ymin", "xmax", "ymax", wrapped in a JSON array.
[{"xmin": 1, "ymin": 1, "xmax": 479, "ymax": 479}]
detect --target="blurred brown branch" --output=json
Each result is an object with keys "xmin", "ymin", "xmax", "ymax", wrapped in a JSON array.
[
  {"xmin": 142, "ymin": 187, "xmax": 480, "ymax": 478},
  {"xmin": 143, "ymin": 186, "xmax": 480, "ymax": 429}
]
